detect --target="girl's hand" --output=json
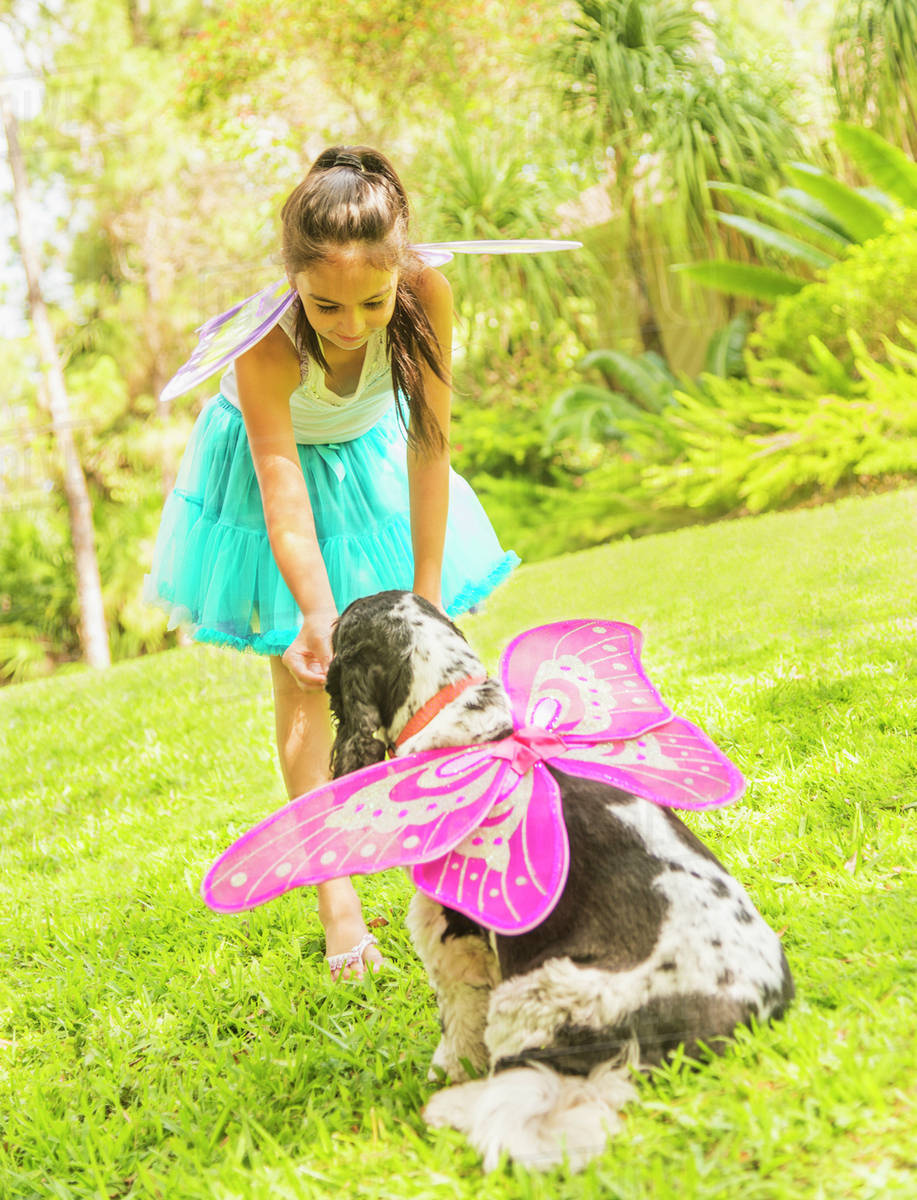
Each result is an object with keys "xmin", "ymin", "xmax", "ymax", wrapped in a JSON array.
[{"xmin": 281, "ymin": 608, "xmax": 337, "ymax": 688}]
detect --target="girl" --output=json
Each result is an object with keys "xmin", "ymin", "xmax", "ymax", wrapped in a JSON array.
[{"xmin": 145, "ymin": 145, "xmax": 518, "ymax": 980}]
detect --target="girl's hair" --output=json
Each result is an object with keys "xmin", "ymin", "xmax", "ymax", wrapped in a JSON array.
[{"xmin": 280, "ymin": 145, "xmax": 448, "ymax": 452}]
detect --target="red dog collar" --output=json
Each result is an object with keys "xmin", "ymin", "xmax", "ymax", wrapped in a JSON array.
[{"xmin": 394, "ymin": 674, "xmax": 488, "ymax": 749}]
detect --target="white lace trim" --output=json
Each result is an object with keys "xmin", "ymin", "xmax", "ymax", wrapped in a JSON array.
[
  {"xmin": 278, "ymin": 305, "xmax": 390, "ymax": 408},
  {"xmin": 219, "ymin": 307, "xmax": 397, "ymax": 444}
]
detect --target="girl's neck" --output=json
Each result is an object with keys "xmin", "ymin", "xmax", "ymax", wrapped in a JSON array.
[{"xmin": 320, "ymin": 337, "xmax": 370, "ymax": 397}]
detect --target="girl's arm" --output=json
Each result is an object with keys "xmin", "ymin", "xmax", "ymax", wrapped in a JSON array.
[
  {"xmin": 235, "ymin": 326, "xmax": 337, "ymax": 686},
  {"xmin": 408, "ymin": 268, "xmax": 453, "ymax": 611}
]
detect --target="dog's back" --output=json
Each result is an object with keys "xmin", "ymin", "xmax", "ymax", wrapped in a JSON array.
[
  {"xmin": 486, "ymin": 769, "xmax": 794, "ymax": 1074},
  {"xmin": 422, "ymin": 771, "xmax": 793, "ymax": 1170}
]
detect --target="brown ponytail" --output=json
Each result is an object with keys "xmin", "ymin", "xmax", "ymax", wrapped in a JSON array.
[{"xmin": 280, "ymin": 146, "xmax": 449, "ymax": 453}]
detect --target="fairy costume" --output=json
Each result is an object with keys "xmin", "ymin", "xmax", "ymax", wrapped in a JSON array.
[{"xmin": 145, "ymin": 309, "xmax": 520, "ymax": 653}]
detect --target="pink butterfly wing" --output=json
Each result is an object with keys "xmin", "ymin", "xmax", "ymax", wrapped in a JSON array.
[
  {"xmin": 412, "ymin": 762, "xmax": 569, "ymax": 935},
  {"xmin": 546, "ymin": 716, "xmax": 745, "ymax": 810},
  {"xmin": 202, "ymin": 746, "xmax": 514, "ymax": 913},
  {"xmin": 500, "ymin": 619, "xmax": 672, "ymax": 743}
]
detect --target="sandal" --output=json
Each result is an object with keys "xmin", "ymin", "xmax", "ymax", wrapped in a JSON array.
[{"xmin": 325, "ymin": 931, "xmax": 381, "ymax": 981}]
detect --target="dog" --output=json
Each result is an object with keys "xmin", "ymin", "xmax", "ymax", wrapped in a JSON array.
[{"xmin": 326, "ymin": 590, "xmax": 794, "ymax": 1171}]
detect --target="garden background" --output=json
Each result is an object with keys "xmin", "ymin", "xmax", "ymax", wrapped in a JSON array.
[
  {"xmin": 2, "ymin": 0, "xmax": 916, "ymax": 679},
  {"xmin": 0, "ymin": 1, "xmax": 915, "ymax": 1196}
]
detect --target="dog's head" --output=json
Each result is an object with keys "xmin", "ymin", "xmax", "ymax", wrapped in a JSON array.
[{"xmin": 325, "ymin": 590, "xmax": 474, "ymax": 777}]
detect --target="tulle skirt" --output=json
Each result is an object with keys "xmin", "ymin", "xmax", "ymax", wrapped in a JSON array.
[{"xmin": 143, "ymin": 394, "xmax": 519, "ymax": 654}]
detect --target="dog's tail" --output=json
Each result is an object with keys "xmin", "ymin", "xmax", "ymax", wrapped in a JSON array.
[{"xmin": 423, "ymin": 1061, "xmax": 638, "ymax": 1172}]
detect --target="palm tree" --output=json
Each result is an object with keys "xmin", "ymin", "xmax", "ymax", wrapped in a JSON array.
[
  {"xmin": 550, "ymin": 0, "xmax": 802, "ymax": 355},
  {"xmin": 831, "ymin": 0, "xmax": 917, "ymax": 159},
  {"xmin": 415, "ymin": 118, "xmax": 591, "ymax": 355}
]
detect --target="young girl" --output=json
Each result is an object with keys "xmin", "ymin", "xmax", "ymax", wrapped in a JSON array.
[{"xmin": 145, "ymin": 145, "xmax": 518, "ymax": 980}]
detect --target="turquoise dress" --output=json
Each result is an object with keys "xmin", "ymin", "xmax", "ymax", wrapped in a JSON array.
[{"xmin": 144, "ymin": 315, "xmax": 518, "ymax": 654}]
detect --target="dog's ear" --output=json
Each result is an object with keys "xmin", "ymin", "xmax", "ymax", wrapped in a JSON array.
[{"xmin": 327, "ymin": 655, "xmax": 388, "ymax": 778}]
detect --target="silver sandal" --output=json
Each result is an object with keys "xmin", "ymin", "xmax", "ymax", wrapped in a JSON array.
[{"xmin": 325, "ymin": 932, "xmax": 380, "ymax": 979}]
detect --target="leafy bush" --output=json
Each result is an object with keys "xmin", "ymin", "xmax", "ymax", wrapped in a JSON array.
[
  {"xmin": 470, "ymin": 457, "xmax": 685, "ymax": 563},
  {"xmin": 0, "ymin": 508, "xmax": 76, "ymax": 681},
  {"xmin": 450, "ymin": 406, "xmax": 558, "ymax": 486},
  {"xmin": 546, "ymin": 319, "xmax": 751, "ymax": 455},
  {"xmin": 751, "ymin": 214, "xmax": 917, "ymax": 370},
  {"xmin": 639, "ymin": 325, "xmax": 917, "ymax": 516}
]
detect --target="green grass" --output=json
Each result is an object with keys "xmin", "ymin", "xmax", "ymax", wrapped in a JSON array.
[{"xmin": 2, "ymin": 487, "xmax": 916, "ymax": 1199}]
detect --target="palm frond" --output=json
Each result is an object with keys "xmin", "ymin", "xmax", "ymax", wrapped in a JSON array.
[
  {"xmin": 776, "ymin": 188, "xmax": 855, "ymax": 238},
  {"xmin": 707, "ymin": 182, "xmax": 851, "ymax": 254},
  {"xmin": 782, "ymin": 164, "xmax": 889, "ymax": 243},
  {"xmin": 673, "ymin": 261, "xmax": 805, "ymax": 300},
  {"xmin": 579, "ymin": 348, "xmax": 676, "ymax": 412},
  {"xmin": 714, "ymin": 214, "xmax": 836, "ymax": 270},
  {"xmin": 834, "ymin": 121, "xmax": 917, "ymax": 210}
]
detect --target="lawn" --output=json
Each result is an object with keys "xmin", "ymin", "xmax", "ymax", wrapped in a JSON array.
[{"xmin": 1, "ymin": 487, "xmax": 915, "ymax": 1199}]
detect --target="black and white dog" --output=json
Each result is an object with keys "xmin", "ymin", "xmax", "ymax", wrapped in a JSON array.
[{"xmin": 326, "ymin": 591, "xmax": 794, "ymax": 1171}]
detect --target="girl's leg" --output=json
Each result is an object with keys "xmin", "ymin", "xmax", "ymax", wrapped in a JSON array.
[{"xmin": 269, "ymin": 655, "xmax": 385, "ymax": 980}]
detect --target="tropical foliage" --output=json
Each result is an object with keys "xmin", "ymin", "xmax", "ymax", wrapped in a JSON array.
[
  {"xmin": 549, "ymin": 0, "xmax": 803, "ymax": 351},
  {"xmin": 637, "ymin": 325, "xmax": 917, "ymax": 517},
  {"xmin": 750, "ymin": 213, "xmax": 917, "ymax": 369},
  {"xmin": 675, "ymin": 122, "xmax": 914, "ymax": 301},
  {"xmin": 546, "ymin": 314, "xmax": 755, "ymax": 453},
  {"xmin": 2, "ymin": 1, "xmax": 917, "ymax": 682},
  {"xmin": 413, "ymin": 118, "xmax": 596, "ymax": 356}
]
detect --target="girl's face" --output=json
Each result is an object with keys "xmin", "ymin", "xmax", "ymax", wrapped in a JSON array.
[{"xmin": 294, "ymin": 248, "xmax": 399, "ymax": 353}]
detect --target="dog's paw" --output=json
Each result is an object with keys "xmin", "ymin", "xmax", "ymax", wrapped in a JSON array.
[{"xmin": 430, "ymin": 1042, "xmax": 486, "ymax": 1084}]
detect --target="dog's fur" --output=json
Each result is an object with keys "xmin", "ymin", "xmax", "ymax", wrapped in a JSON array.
[{"xmin": 327, "ymin": 591, "xmax": 794, "ymax": 1171}]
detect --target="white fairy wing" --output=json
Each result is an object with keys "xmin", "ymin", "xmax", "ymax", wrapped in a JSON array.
[
  {"xmin": 413, "ymin": 238, "xmax": 583, "ymax": 266},
  {"xmin": 161, "ymin": 240, "xmax": 582, "ymax": 402}
]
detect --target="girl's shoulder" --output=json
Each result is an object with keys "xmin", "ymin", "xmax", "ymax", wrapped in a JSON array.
[
  {"xmin": 234, "ymin": 323, "xmax": 302, "ymax": 403},
  {"xmin": 238, "ymin": 322, "xmax": 300, "ymax": 368},
  {"xmin": 413, "ymin": 264, "xmax": 452, "ymax": 315}
]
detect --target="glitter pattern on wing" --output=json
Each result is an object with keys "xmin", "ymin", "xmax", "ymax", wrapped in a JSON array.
[
  {"xmin": 500, "ymin": 619, "xmax": 672, "ymax": 742},
  {"xmin": 412, "ymin": 763, "xmax": 569, "ymax": 934},
  {"xmin": 201, "ymin": 746, "xmax": 512, "ymax": 913}
]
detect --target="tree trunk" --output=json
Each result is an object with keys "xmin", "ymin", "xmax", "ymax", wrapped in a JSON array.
[
  {"xmin": 141, "ymin": 210, "xmax": 176, "ymax": 497},
  {"xmin": 2, "ymin": 93, "xmax": 111, "ymax": 669},
  {"xmin": 625, "ymin": 192, "xmax": 666, "ymax": 360}
]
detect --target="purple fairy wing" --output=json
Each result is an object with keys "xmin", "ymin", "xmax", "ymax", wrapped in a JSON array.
[
  {"xmin": 411, "ymin": 761, "xmax": 569, "ymax": 935},
  {"xmin": 414, "ymin": 247, "xmax": 455, "ymax": 266},
  {"xmin": 546, "ymin": 717, "xmax": 745, "ymax": 810},
  {"xmin": 201, "ymin": 746, "xmax": 514, "ymax": 913},
  {"xmin": 500, "ymin": 619, "xmax": 672, "ymax": 744},
  {"xmin": 160, "ymin": 279, "xmax": 296, "ymax": 403}
]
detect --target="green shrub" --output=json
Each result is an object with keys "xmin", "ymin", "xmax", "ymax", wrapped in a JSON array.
[
  {"xmin": 0, "ymin": 508, "xmax": 77, "ymax": 681},
  {"xmin": 641, "ymin": 325, "xmax": 917, "ymax": 516},
  {"xmin": 751, "ymin": 213, "xmax": 917, "ymax": 370},
  {"xmin": 470, "ymin": 456, "xmax": 681, "ymax": 563},
  {"xmin": 450, "ymin": 405, "xmax": 558, "ymax": 486}
]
